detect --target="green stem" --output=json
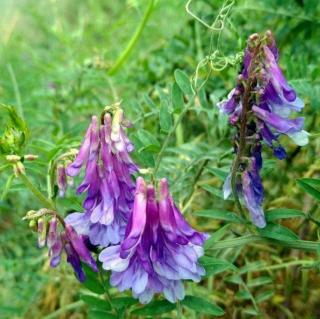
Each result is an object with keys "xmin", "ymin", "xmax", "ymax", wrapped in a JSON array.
[
  {"xmin": 182, "ymin": 159, "xmax": 209, "ymax": 209},
  {"xmin": 108, "ymin": 0, "xmax": 155, "ymax": 76},
  {"xmin": 7, "ymin": 63, "xmax": 23, "ymax": 118},
  {"xmin": 244, "ymin": 259, "xmax": 313, "ymax": 274},
  {"xmin": 153, "ymin": 98, "xmax": 194, "ymax": 177},
  {"xmin": 207, "ymin": 235, "xmax": 320, "ymax": 252},
  {"xmin": 98, "ymin": 267, "xmax": 119, "ymax": 317},
  {"xmin": 43, "ymin": 300, "xmax": 85, "ymax": 319},
  {"xmin": 176, "ymin": 300, "xmax": 183, "ymax": 318},
  {"xmin": 19, "ymin": 173, "xmax": 55, "ymax": 210}
]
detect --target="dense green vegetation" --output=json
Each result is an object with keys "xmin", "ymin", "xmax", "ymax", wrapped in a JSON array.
[{"xmin": 1, "ymin": 0, "xmax": 320, "ymax": 318}]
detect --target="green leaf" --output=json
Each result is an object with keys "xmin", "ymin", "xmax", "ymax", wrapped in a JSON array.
[
  {"xmin": 257, "ymin": 223, "xmax": 299, "ymax": 241},
  {"xmin": 298, "ymin": 178, "xmax": 320, "ymax": 187},
  {"xmin": 199, "ymin": 256, "xmax": 237, "ymax": 276},
  {"xmin": 174, "ymin": 69, "xmax": 193, "ymax": 96},
  {"xmin": 111, "ymin": 297, "xmax": 138, "ymax": 309},
  {"xmin": 204, "ymin": 224, "xmax": 230, "ymax": 249},
  {"xmin": 206, "ymin": 167, "xmax": 229, "ymax": 181},
  {"xmin": 194, "ymin": 209, "xmax": 243, "ymax": 223},
  {"xmin": 132, "ymin": 300, "xmax": 175, "ymax": 316},
  {"xmin": 247, "ymin": 276, "xmax": 273, "ymax": 288},
  {"xmin": 137, "ymin": 129, "xmax": 160, "ymax": 153},
  {"xmin": 182, "ymin": 296, "xmax": 225, "ymax": 316},
  {"xmin": 242, "ymin": 307, "xmax": 259, "ymax": 316},
  {"xmin": 159, "ymin": 99, "xmax": 172, "ymax": 132},
  {"xmin": 297, "ymin": 178, "xmax": 320, "ymax": 201},
  {"xmin": 225, "ymin": 274, "xmax": 243, "ymax": 285},
  {"xmin": 256, "ymin": 290, "xmax": 274, "ymax": 303},
  {"xmin": 88, "ymin": 310, "xmax": 117, "ymax": 319},
  {"xmin": 235, "ymin": 290, "xmax": 251, "ymax": 300},
  {"xmin": 171, "ymin": 83, "xmax": 184, "ymax": 113},
  {"xmin": 81, "ymin": 294, "xmax": 111, "ymax": 310},
  {"xmin": 82, "ymin": 264, "xmax": 104, "ymax": 295},
  {"xmin": 266, "ymin": 208, "xmax": 305, "ymax": 222},
  {"xmin": 201, "ymin": 184, "xmax": 229, "ymax": 200},
  {"xmin": 239, "ymin": 261, "xmax": 268, "ymax": 275}
]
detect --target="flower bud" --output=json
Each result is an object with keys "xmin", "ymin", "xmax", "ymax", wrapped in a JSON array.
[
  {"xmin": 29, "ymin": 220, "xmax": 37, "ymax": 231},
  {"xmin": 24, "ymin": 154, "xmax": 38, "ymax": 161},
  {"xmin": 37, "ymin": 218, "xmax": 47, "ymax": 248},
  {"xmin": 56, "ymin": 164, "xmax": 67, "ymax": 197},
  {"xmin": 5, "ymin": 155, "xmax": 21, "ymax": 162},
  {"xmin": 13, "ymin": 162, "xmax": 25, "ymax": 176},
  {"xmin": 111, "ymin": 108, "xmax": 123, "ymax": 142}
]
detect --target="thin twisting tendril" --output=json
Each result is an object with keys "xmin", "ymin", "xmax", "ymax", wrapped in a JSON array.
[
  {"xmin": 187, "ymin": 0, "xmax": 243, "ymax": 90},
  {"xmin": 186, "ymin": 0, "xmax": 235, "ymax": 31}
]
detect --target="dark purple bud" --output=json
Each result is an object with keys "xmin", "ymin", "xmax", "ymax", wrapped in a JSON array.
[
  {"xmin": 57, "ymin": 164, "xmax": 67, "ymax": 197},
  {"xmin": 65, "ymin": 224, "xmax": 98, "ymax": 272}
]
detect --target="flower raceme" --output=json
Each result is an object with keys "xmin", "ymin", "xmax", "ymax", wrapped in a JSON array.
[
  {"xmin": 99, "ymin": 177, "xmax": 208, "ymax": 304},
  {"xmin": 24, "ymin": 210, "xmax": 98, "ymax": 282},
  {"xmin": 218, "ymin": 31, "xmax": 308, "ymax": 228},
  {"xmin": 65, "ymin": 106, "xmax": 138, "ymax": 247}
]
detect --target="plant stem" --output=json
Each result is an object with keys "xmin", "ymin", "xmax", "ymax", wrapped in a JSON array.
[
  {"xmin": 43, "ymin": 300, "xmax": 85, "ymax": 319},
  {"xmin": 230, "ymin": 86, "xmax": 251, "ymax": 218},
  {"xmin": 182, "ymin": 158, "xmax": 209, "ymax": 209},
  {"xmin": 230, "ymin": 45, "xmax": 260, "ymax": 218},
  {"xmin": 207, "ymin": 235, "xmax": 320, "ymax": 252},
  {"xmin": 19, "ymin": 173, "xmax": 56, "ymax": 210},
  {"xmin": 98, "ymin": 267, "xmax": 119, "ymax": 317},
  {"xmin": 153, "ymin": 98, "xmax": 195, "ymax": 177},
  {"xmin": 108, "ymin": 0, "xmax": 155, "ymax": 76},
  {"xmin": 240, "ymin": 259, "xmax": 314, "ymax": 274},
  {"xmin": 176, "ymin": 300, "xmax": 183, "ymax": 318},
  {"xmin": 7, "ymin": 63, "xmax": 23, "ymax": 118}
]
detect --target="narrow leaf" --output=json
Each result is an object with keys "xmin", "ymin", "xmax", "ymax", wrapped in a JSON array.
[
  {"xmin": 132, "ymin": 300, "xmax": 175, "ymax": 316},
  {"xmin": 297, "ymin": 178, "xmax": 320, "ymax": 201},
  {"xmin": 182, "ymin": 296, "xmax": 224, "ymax": 316},
  {"xmin": 81, "ymin": 295, "xmax": 111, "ymax": 310},
  {"xmin": 159, "ymin": 99, "xmax": 172, "ymax": 132},
  {"xmin": 171, "ymin": 83, "xmax": 184, "ymax": 113},
  {"xmin": 174, "ymin": 69, "xmax": 193, "ymax": 96},
  {"xmin": 266, "ymin": 208, "xmax": 305, "ymax": 222},
  {"xmin": 257, "ymin": 223, "xmax": 298, "ymax": 241},
  {"xmin": 194, "ymin": 209, "xmax": 243, "ymax": 223},
  {"xmin": 199, "ymin": 256, "xmax": 237, "ymax": 276}
]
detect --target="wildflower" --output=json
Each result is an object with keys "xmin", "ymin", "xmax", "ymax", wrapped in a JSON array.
[
  {"xmin": 25, "ymin": 210, "xmax": 98, "ymax": 282},
  {"xmin": 217, "ymin": 31, "xmax": 308, "ymax": 227},
  {"xmin": 99, "ymin": 177, "xmax": 207, "ymax": 304},
  {"xmin": 56, "ymin": 164, "xmax": 67, "ymax": 197},
  {"xmin": 65, "ymin": 106, "xmax": 138, "ymax": 247}
]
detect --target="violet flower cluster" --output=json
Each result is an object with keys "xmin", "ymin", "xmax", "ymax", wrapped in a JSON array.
[
  {"xmin": 25, "ymin": 105, "xmax": 207, "ymax": 302},
  {"xmin": 25, "ymin": 211, "xmax": 98, "ymax": 282},
  {"xmin": 218, "ymin": 31, "xmax": 308, "ymax": 228},
  {"xmin": 99, "ymin": 177, "xmax": 208, "ymax": 303},
  {"xmin": 65, "ymin": 108, "xmax": 138, "ymax": 247}
]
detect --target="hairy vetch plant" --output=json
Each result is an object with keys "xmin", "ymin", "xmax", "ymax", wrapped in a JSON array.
[
  {"xmin": 99, "ymin": 177, "xmax": 207, "ymax": 303},
  {"xmin": 218, "ymin": 31, "xmax": 308, "ymax": 228},
  {"xmin": 65, "ymin": 105, "xmax": 138, "ymax": 247}
]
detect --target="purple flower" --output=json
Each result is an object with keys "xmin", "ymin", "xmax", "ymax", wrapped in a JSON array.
[
  {"xmin": 47, "ymin": 217, "xmax": 63, "ymax": 267},
  {"xmin": 56, "ymin": 164, "xmax": 67, "ymax": 197},
  {"xmin": 65, "ymin": 108, "xmax": 138, "ymax": 247},
  {"xmin": 218, "ymin": 31, "xmax": 308, "ymax": 228},
  {"xmin": 99, "ymin": 177, "xmax": 207, "ymax": 304},
  {"xmin": 30, "ymin": 213, "xmax": 98, "ymax": 282},
  {"xmin": 62, "ymin": 223, "xmax": 98, "ymax": 282}
]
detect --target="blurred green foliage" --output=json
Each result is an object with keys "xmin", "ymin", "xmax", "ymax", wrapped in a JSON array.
[{"xmin": 1, "ymin": 0, "xmax": 320, "ymax": 318}]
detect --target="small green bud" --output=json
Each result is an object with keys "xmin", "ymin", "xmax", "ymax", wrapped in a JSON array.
[
  {"xmin": 24, "ymin": 154, "xmax": 38, "ymax": 161},
  {"xmin": 29, "ymin": 220, "xmax": 37, "ymax": 231}
]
